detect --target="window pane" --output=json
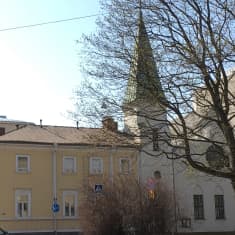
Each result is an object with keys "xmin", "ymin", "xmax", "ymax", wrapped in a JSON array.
[
  {"xmin": 18, "ymin": 195, "xmax": 28, "ymax": 202},
  {"xmin": 18, "ymin": 157, "xmax": 28, "ymax": 170},
  {"xmin": 71, "ymin": 205, "xmax": 75, "ymax": 216},
  {"xmin": 215, "ymin": 195, "xmax": 225, "ymax": 219},
  {"xmin": 65, "ymin": 202, "xmax": 70, "ymax": 216},
  {"xmin": 16, "ymin": 191, "xmax": 30, "ymax": 217},
  {"xmin": 17, "ymin": 203, "xmax": 22, "ymax": 217},
  {"xmin": 64, "ymin": 194, "xmax": 76, "ymax": 217},
  {"xmin": 63, "ymin": 158, "xmax": 75, "ymax": 172},
  {"xmin": 92, "ymin": 159, "xmax": 100, "ymax": 169},
  {"xmin": 91, "ymin": 158, "xmax": 102, "ymax": 174},
  {"xmin": 22, "ymin": 202, "xmax": 28, "ymax": 217},
  {"xmin": 193, "ymin": 195, "xmax": 204, "ymax": 220},
  {"xmin": 66, "ymin": 195, "xmax": 74, "ymax": 204},
  {"xmin": 121, "ymin": 159, "xmax": 130, "ymax": 174}
]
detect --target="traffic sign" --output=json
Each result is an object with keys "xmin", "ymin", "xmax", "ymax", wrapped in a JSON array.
[
  {"xmin": 94, "ymin": 184, "xmax": 103, "ymax": 193},
  {"xmin": 52, "ymin": 201, "xmax": 60, "ymax": 213}
]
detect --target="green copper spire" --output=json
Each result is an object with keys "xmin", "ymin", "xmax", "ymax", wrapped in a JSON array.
[{"xmin": 123, "ymin": 8, "xmax": 164, "ymax": 105}]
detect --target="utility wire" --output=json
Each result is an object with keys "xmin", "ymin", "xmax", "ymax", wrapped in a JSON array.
[{"xmin": 0, "ymin": 14, "xmax": 100, "ymax": 32}]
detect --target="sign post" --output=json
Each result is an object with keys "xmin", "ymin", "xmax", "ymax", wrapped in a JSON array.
[
  {"xmin": 52, "ymin": 198, "xmax": 60, "ymax": 235},
  {"xmin": 52, "ymin": 200, "xmax": 60, "ymax": 213}
]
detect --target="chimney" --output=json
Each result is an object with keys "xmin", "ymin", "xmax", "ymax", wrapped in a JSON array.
[{"xmin": 102, "ymin": 116, "xmax": 118, "ymax": 132}]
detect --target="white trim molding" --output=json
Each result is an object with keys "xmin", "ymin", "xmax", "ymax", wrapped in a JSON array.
[
  {"xmin": 62, "ymin": 191, "xmax": 78, "ymax": 217},
  {"xmin": 15, "ymin": 189, "xmax": 31, "ymax": 218},
  {"xmin": 89, "ymin": 157, "xmax": 103, "ymax": 175},
  {"xmin": 16, "ymin": 155, "xmax": 30, "ymax": 173},
  {"xmin": 62, "ymin": 156, "xmax": 77, "ymax": 174},
  {"xmin": 119, "ymin": 157, "xmax": 131, "ymax": 174}
]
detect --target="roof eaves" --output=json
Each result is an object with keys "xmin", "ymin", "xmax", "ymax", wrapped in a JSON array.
[
  {"xmin": 0, "ymin": 140, "xmax": 137, "ymax": 148},
  {"xmin": 0, "ymin": 140, "xmax": 54, "ymax": 146},
  {"xmin": 58, "ymin": 142, "xmax": 137, "ymax": 148}
]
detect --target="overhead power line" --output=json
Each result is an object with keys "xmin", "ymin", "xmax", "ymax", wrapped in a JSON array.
[{"xmin": 0, "ymin": 14, "xmax": 100, "ymax": 32}]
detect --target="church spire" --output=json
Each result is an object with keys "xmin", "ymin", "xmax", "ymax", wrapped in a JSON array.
[{"xmin": 123, "ymin": 4, "xmax": 164, "ymax": 105}]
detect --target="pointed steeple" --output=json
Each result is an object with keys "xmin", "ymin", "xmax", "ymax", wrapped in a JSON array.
[{"xmin": 123, "ymin": 6, "xmax": 164, "ymax": 105}]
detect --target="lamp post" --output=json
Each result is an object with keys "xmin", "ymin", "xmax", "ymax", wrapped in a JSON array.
[{"xmin": 172, "ymin": 147, "xmax": 177, "ymax": 235}]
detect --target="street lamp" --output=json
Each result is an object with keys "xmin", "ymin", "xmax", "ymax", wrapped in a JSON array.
[{"xmin": 172, "ymin": 147, "xmax": 177, "ymax": 235}]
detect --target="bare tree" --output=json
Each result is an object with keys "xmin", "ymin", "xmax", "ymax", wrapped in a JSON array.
[
  {"xmin": 80, "ymin": 177, "xmax": 174, "ymax": 235},
  {"xmin": 74, "ymin": 0, "xmax": 235, "ymax": 188}
]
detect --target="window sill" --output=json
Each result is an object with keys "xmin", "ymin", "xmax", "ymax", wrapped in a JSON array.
[
  {"xmin": 62, "ymin": 216, "xmax": 79, "ymax": 220},
  {"xmin": 119, "ymin": 172, "xmax": 130, "ymax": 175},
  {"xmin": 62, "ymin": 172, "xmax": 77, "ymax": 176},
  {"xmin": 89, "ymin": 173, "xmax": 103, "ymax": 175},
  {"xmin": 194, "ymin": 218, "xmax": 205, "ymax": 221},
  {"xmin": 15, "ymin": 216, "xmax": 31, "ymax": 220},
  {"xmin": 215, "ymin": 217, "xmax": 226, "ymax": 220},
  {"xmin": 16, "ymin": 171, "xmax": 31, "ymax": 174}
]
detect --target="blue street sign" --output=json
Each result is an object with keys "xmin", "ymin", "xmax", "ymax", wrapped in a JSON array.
[
  {"xmin": 52, "ymin": 202, "xmax": 60, "ymax": 213},
  {"xmin": 94, "ymin": 184, "xmax": 103, "ymax": 193}
]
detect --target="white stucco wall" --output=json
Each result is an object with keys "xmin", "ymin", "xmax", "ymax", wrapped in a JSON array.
[{"xmin": 139, "ymin": 145, "xmax": 235, "ymax": 233}]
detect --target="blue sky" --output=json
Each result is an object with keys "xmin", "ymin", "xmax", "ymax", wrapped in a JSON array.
[{"xmin": 0, "ymin": 0, "xmax": 100, "ymax": 126}]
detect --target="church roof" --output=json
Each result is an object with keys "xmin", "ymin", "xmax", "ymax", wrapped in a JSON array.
[{"xmin": 123, "ymin": 10, "xmax": 164, "ymax": 105}]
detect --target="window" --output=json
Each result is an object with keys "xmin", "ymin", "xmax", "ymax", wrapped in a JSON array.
[
  {"xmin": 206, "ymin": 145, "xmax": 229, "ymax": 169},
  {"xmin": 15, "ymin": 190, "xmax": 31, "ymax": 218},
  {"xmin": 120, "ymin": 158, "xmax": 130, "ymax": 174},
  {"xmin": 89, "ymin": 157, "xmax": 103, "ymax": 174},
  {"xmin": 152, "ymin": 128, "xmax": 159, "ymax": 151},
  {"xmin": 193, "ymin": 194, "xmax": 204, "ymax": 220},
  {"xmin": 63, "ymin": 191, "xmax": 77, "ymax": 217},
  {"xmin": 63, "ymin": 157, "xmax": 76, "ymax": 173},
  {"xmin": 16, "ymin": 155, "xmax": 30, "ymax": 173},
  {"xmin": 153, "ymin": 170, "xmax": 161, "ymax": 180},
  {"xmin": 215, "ymin": 195, "xmax": 225, "ymax": 219},
  {"xmin": 181, "ymin": 218, "xmax": 191, "ymax": 228},
  {"xmin": 0, "ymin": 127, "xmax": 5, "ymax": 136}
]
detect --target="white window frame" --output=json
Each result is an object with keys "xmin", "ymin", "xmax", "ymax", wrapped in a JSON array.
[
  {"xmin": 89, "ymin": 157, "xmax": 103, "ymax": 175},
  {"xmin": 16, "ymin": 155, "xmax": 30, "ymax": 173},
  {"xmin": 15, "ymin": 190, "xmax": 31, "ymax": 218},
  {"xmin": 63, "ymin": 191, "xmax": 78, "ymax": 217},
  {"xmin": 63, "ymin": 156, "xmax": 77, "ymax": 174},
  {"xmin": 119, "ymin": 158, "xmax": 131, "ymax": 174}
]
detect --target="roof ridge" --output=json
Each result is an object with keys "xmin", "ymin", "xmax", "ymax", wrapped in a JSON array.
[
  {"xmin": 40, "ymin": 125, "xmax": 101, "ymax": 130},
  {"xmin": 43, "ymin": 126, "xmax": 68, "ymax": 141}
]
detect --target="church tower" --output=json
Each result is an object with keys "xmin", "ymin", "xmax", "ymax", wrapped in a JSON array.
[{"xmin": 123, "ymin": 8, "xmax": 166, "ymax": 148}]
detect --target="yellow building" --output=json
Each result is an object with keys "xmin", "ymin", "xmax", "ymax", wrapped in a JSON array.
[{"xmin": 0, "ymin": 117, "xmax": 138, "ymax": 234}]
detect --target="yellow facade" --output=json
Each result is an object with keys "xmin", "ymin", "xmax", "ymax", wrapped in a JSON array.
[{"xmin": 0, "ymin": 122, "xmax": 138, "ymax": 234}]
